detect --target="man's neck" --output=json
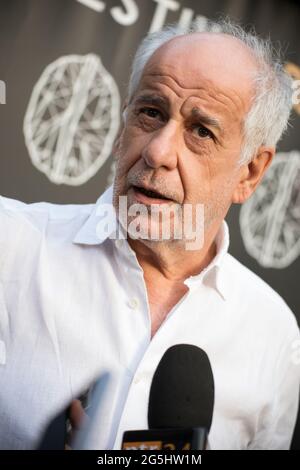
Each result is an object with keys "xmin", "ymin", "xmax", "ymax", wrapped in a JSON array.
[{"xmin": 127, "ymin": 227, "xmax": 219, "ymax": 338}]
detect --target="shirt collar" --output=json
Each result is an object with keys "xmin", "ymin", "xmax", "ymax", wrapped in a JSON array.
[
  {"xmin": 73, "ymin": 185, "xmax": 230, "ymax": 300},
  {"xmin": 182, "ymin": 220, "xmax": 230, "ymax": 301},
  {"xmin": 72, "ymin": 185, "xmax": 117, "ymax": 245}
]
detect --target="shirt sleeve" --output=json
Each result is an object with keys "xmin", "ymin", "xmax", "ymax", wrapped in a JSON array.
[{"xmin": 249, "ymin": 320, "xmax": 300, "ymax": 450}]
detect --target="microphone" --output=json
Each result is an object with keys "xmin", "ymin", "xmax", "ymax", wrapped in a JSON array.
[
  {"xmin": 37, "ymin": 408, "xmax": 68, "ymax": 450},
  {"xmin": 122, "ymin": 344, "xmax": 215, "ymax": 450},
  {"xmin": 72, "ymin": 372, "xmax": 114, "ymax": 449},
  {"xmin": 37, "ymin": 388, "xmax": 91, "ymax": 450},
  {"xmin": 37, "ymin": 372, "xmax": 116, "ymax": 450}
]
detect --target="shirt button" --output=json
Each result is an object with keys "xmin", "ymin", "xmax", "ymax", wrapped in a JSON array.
[
  {"xmin": 133, "ymin": 375, "xmax": 142, "ymax": 385},
  {"xmin": 128, "ymin": 297, "xmax": 139, "ymax": 310}
]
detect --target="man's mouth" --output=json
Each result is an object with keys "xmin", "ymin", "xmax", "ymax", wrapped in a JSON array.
[{"xmin": 132, "ymin": 185, "xmax": 172, "ymax": 203}]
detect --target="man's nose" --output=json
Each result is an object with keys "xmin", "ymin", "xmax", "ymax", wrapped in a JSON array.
[{"xmin": 141, "ymin": 120, "xmax": 179, "ymax": 170}]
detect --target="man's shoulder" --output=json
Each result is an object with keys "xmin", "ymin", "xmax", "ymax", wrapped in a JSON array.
[
  {"xmin": 0, "ymin": 195, "xmax": 97, "ymax": 236},
  {"xmin": 0, "ymin": 196, "xmax": 97, "ymax": 254},
  {"xmin": 223, "ymin": 252, "xmax": 299, "ymax": 335},
  {"xmin": 0, "ymin": 195, "xmax": 94, "ymax": 222}
]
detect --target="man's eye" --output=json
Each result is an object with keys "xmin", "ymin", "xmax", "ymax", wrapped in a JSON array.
[
  {"xmin": 193, "ymin": 125, "xmax": 214, "ymax": 139},
  {"xmin": 139, "ymin": 107, "xmax": 161, "ymax": 119}
]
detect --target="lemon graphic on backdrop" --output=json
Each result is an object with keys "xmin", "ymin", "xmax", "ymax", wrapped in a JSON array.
[
  {"xmin": 240, "ymin": 151, "xmax": 300, "ymax": 268},
  {"xmin": 24, "ymin": 54, "xmax": 120, "ymax": 185}
]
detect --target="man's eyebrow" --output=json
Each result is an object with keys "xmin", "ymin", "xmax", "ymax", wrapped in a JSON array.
[
  {"xmin": 191, "ymin": 107, "xmax": 223, "ymax": 134},
  {"xmin": 133, "ymin": 94, "xmax": 169, "ymax": 108},
  {"xmin": 132, "ymin": 97, "xmax": 223, "ymax": 133}
]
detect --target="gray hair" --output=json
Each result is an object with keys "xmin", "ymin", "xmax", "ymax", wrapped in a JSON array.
[{"xmin": 126, "ymin": 18, "xmax": 293, "ymax": 165}]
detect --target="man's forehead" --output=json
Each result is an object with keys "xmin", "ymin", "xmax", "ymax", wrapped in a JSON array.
[
  {"xmin": 139, "ymin": 32, "xmax": 256, "ymax": 105},
  {"xmin": 136, "ymin": 68, "xmax": 251, "ymax": 124}
]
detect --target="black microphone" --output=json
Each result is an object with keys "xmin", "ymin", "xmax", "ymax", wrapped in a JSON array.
[
  {"xmin": 37, "ymin": 408, "xmax": 68, "ymax": 450},
  {"xmin": 122, "ymin": 344, "xmax": 215, "ymax": 450},
  {"xmin": 37, "ymin": 372, "xmax": 113, "ymax": 450},
  {"xmin": 37, "ymin": 388, "xmax": 90, "ymax": 450}
]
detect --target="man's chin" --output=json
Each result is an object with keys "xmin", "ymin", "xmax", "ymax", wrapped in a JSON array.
[{"xmin": 126, "ymin": 217, "xmax": 180, "ymax": 242}]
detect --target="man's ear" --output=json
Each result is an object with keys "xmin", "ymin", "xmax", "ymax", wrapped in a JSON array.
[{"xmin": 232, "ymin": 146, "xmax": 275, "ymax": 204}]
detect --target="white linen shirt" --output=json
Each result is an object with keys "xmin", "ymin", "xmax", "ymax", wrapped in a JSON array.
[{"xmin": 0, "ymin": 186, "xmax": 299, "ymax": 450}]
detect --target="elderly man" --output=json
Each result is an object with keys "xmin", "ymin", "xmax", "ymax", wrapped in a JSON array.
[{"xmin": 0, "ymin": 19, "xmax": 299, "ymax": 450}]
